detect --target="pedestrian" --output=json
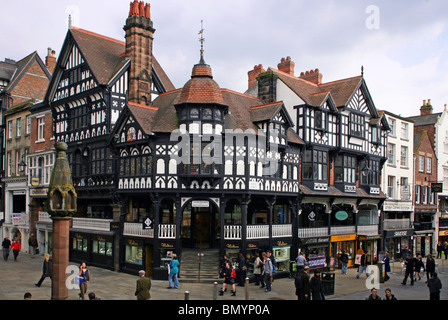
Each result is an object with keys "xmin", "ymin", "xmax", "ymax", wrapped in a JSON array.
[
  {"xmin": 295, "ymin": 251, "xmax": 307, "ymax": 273},
  {"xmin": 414, "ymin": 255, "xmax": 425, "ymax": 281},
  {"xmin": 237, "ymin": 252, "xmax": 247, "ymax": 287},
  {"xmin": 267, "ymin": 250, "xmax": 276, "ymax": 284},
  {"xmin": 88, "ymin": 292, "xmax": 101, "ymax": 300},
  {"xmin": 10, "ymin": 237, "xmax": 21, "ymax": 261},
  {"xmin": 444, "ymin": 242, "xmax": 448, "ymax": 260},
  {"xmin": 425, "ymin": 254, "xmax": 436, "ymax": 283},
  {"xmin": 167, "ymin": 253, "xmax": 180, "ymax": 289},
  {"xmin": 78, "ymin": 262, "xmax": 90, "ymax": 300},
  {"xmin": 2, "ymin": 237, "xmax": 11, "ymax": 262},
  {"xmin": 383, "ymin": 288, "xmax": 397, "ymax": 300},
  {"xmin": 366, "ymin": 287, "xmax": 381, "ymax": 300},
  {"xmin": 340, "ymin": 250, "xmax": 349, "ymax": 275},
  {"xmin": 24, "ymin": 292, "xmax": 32, "ymax": 300},
  {"xmin": 310, "ymin": 270, "xmax": 325, "ymax": 300},
  {"xmin": 219, "ymin": 260, "xmax": 236, "ymax": 296},
  {"xmin": 135, "ymin": 270, "xmax": 151, "ymax": 300},
  {"xmin": 427, "ymin": 272, "xmax": 442, "ymax": 300},
  {"xmin": 383, "ymin": 252, "xmax": 391, "ymax": 281},
  {"xmin": 262, "ymin": 252, "xmax": 273, "ymax": 292},
  {"xmin": 437, "ymin": 242, "xmax": 443, "ymax": 259},
  {"xmin": 356, "ymin": 251, "xmax": 370, "ymax": 279},
  {"xmin": 402, "ymin": 247, "xmax": 410, "ymax": 261},
  {"xmin": 35, "ymin": 253, "xmax": 52, "ymax": 287},
  {"xmin": 253, "ymin": 252, "xmax": 264, "ymax": 287},
  {"xmin": 28, "ymin": 234, "xmax": 38, "ymax": 255},
  {"xmin": 219, "ymin": 254, "xmax": 229, "ymax": 279},
  {"xmin": 295, "ymin": 266, "xmax": 310, "ymax": 300},
  {"xmin": 401, "ymin": 253, "xmax": 415, "ymax": 286}
]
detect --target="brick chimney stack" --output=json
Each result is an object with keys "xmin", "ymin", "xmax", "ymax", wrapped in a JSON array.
[
  {"xmin": 420, "ymin": 99, "xmax": 433, "ymax": 115},
  {"xmin": 45, "ymin": 48, "xmax": 57, "ymax": 75},
  {"xmin": 124, "ymin": 1, "xmax": 155, "ymax": 106},
  {"xmin": 248, "ymin": 64, "xmax": 265, "ymax": 88},
  {"xmin": 277, "ymin": 56, "xmax": 295, "ymax": 76},
  {"xmin": 299, "ymin": 68, "xmax": 323, "ymax": 85}
]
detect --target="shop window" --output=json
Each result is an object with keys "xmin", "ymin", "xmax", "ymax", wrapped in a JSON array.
[
  {"xmin": 126, "ymin": 243, "xmax": 143, "ymax": 265},
  {"xmin": 335, "ymin": 154, "xmax": 356, "ymax": 184},
  {"xmin": 224, "ymin": 200, "xmax": 242, "ymax": 225},
  {"xmin": 299, "ymin": 203, "xmax": 328, "ymax": 228},
  {"xmin": 302, "ymin": 149, "xmax": 328, "ymax": 182}
]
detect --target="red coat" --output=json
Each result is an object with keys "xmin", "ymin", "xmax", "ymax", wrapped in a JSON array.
[{"xmin": 11, "ymin": 241, "xmax": 21, "ymax": 251}]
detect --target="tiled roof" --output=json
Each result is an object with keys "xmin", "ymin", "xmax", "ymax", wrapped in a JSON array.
[
  {"xmin": 70, "ymin": 28, "xmax": 175, "ymax": 91},
  {"xmin": 406, "ymin": 112, "xmax": 441, "ymax": 126},
  {"xmin": 267, "ymin": 67, "xmax": 363, "ymax": 108},
  {"xmin": 127, "ymin": 102, "xmax": 158, "ymax": 135},
  {"xmin": 249, "ymin": 102, "xmax": 284, "ymax": 123},
  {"xmin": 177, "ymin": 62, "xmax": 225, "ymax": 105}
]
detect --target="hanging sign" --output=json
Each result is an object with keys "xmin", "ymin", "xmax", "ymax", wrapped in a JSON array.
[{"xmin": 335, "ymin": 211, "xmax": 348, "ymax": 221}]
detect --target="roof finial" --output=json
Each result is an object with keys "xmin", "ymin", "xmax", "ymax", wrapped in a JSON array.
[
  {"xmin": 68, "ymin": 14, "xmax": 72, "ymax": 30},
  {"xmin": 198, "ymin": 20, "xmax": 205, "ymax": 64},
  {"xmin": 361, "ymin": 65, "xmax": 364, "ymax": 77}
]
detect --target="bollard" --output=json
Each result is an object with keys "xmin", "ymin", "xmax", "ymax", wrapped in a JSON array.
[
  {"xmin": 245, "ymin": 277, "xmax": 249, "ymax": 300},
  {"xmin": 185, "ymin": 291, "xmax": 190, "ymax": 300},
  {"xmin": 213, "ymin": 282, "xmax": 218, "ymax": 300}
]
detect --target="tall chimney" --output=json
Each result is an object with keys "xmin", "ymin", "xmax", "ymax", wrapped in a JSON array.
[
  {"xmin": 277, "ymin": 56, "xmax": 295, "ymax": 76},
  {"xmin": 420, "ymin": 99, "xmax": 433, "ymax": 115},
  {"xmin": 46, "ymin": 48, "xmax": 57, "ymax": 75},
  {"xmin": 248, "ymin": 64, "xmax": 265, "ymax": 89},
  {"xmin": 124, "ymin": 1, "xmax": 155, "ymax": 106},
  {"xmin": 299, "ymin": 68, "xmax": 323, "ymax": 85}
]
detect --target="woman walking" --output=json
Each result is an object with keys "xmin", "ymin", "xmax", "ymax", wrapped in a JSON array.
[
  {"xmin": 167, "ymin": 254, "xmax": 180, "ymax": 289},
  {"xmin": 10, "ymin": 237, "xmax": 21, "ymax": 261},
  {"xmin": 219, "ymin": 260, "xmax": 237, "ymax": 296},
  {"xmin": 78, "ymin": 262, "xmax": 90, "ymax": 300},
  {"xmin": 414, "ymin": 255, "xmax": 425, "ymax": 281}
]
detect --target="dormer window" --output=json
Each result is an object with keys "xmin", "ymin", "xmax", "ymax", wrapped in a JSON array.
[
  {"xmin": 315, "ymin": 110, "xmax": 327, "ymax": 131},
  {"xmin": 350, "ymin": 113, "xmax": 365, "ymax": 138},
  {"xmin": 371, "ymin": 126, "xmax": 380, "ymax": 145},
  {"xmin": 214, "ymin": 109, "xmax": 222, "ymax": 120}
]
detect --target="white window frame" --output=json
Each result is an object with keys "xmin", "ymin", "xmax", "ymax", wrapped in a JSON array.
[
  {"xmin": 16, "ymin": 118, "xmax": 21, "ymax": 137},
  {"xmin": 37, "ymin": 116, "xmax": 45, "ymax": 141},
  {"xmin": 419, "ymin": 155, "xmax": 424, "ymax": 172},
  {"xmin": 387, "ymin": 143, "xmax": 395, "ymax": 165},
  {"xmin": 7, "ymin": 120, "xmax": 12, "ymax": 139},
  {"xmin": 26, "ymin": 116, "xmax": 31, "ymax": 134},
  {"xmin": 426, "ymin": 157, "xmax": 432, "ymax": 174},
  {"xmin": 388, "ymin": 118, "xmax": 396, "ymax": 137},
  {"xmin": 400, "ymin": 146, "xmax": 408, "ymax": 167},
  {"xmin": 401, "ymin": 122, "xmax": 408, "ymax": 140}
]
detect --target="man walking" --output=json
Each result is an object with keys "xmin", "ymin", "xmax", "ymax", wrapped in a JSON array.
[
  {"xmin": 295, "ymin": 252, "xmax": 307, "ymax": 273},
  {"xmin": 295, "ymin": 266, "xmax": 311, "ymax": 300},
  {"xmin": 356, "ymin": 251, "xmax": 370, "ymax": 279},
  {"xmin": 2, "ymin": 237, "xmax": 11, "ymax": 261},
  {"xmin": 135, "ymin": 270, "xmax": 151, "ymax": 300},
  {"xmin": 262, "ymin": 252, "xmax": 272, "ymax": 292},
  {"xmin": 427, "ymin": 272, "xmax": 442, "ymax": 300},
  {"xmin": 402, "ymin": 253, "xmax": 415, "ymax": 286}
]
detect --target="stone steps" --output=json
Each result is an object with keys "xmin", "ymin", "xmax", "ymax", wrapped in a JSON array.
[{"xmin": 179, "ymin": 248, "xmax": 220, "ymax": 283}]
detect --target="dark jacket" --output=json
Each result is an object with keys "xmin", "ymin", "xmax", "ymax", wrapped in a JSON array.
[
  {"xmin": 2, "ymin": 239, "xmax": 11, "ymax": 249},
  {"xmin": 310, "ymin": 275, "xmax": 325, "ymax": 300},
  {"xmin": 295, "ymin": 271, "xmax": 310, "ymax": 300},
  {"xmin": 426, "ymin": 258, "xmax": 436, "ymax": 273},
  {"xmin": 383, "ymin": 294, "xmax": 397, "ymax": 301},
  {"xmin": 414, "ymin": 259, "xmax": 425, "ymax": 272},
  {"xmin": 367, "ymin": 294, "xmax": 381, "ymax": 300},
  {"xmin": 404, "ymin": 257, "xmax": 415, "ymax": 272},
  {"xmin": 43, "ymin": 259, "xmax": 52, "ymax": 277},
  {"xmin": 135, "ymin": 276, "xmax": 151, "ymax": 300},
  {"xmin": 360, "ymin": 254, "xmax": 368, "ymax": 267},
  {"xmin": 340, "ymin": 253, "xmax": 348, "ymax": 264},
  {"xmin": 427, "ymin": 276, "xmax": 442, "ymax": 294}
]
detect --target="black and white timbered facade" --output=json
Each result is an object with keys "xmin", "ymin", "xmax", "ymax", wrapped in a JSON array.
[{"xmin": 41, "ymin": 3, "xmax": 391, "ymax": 278}]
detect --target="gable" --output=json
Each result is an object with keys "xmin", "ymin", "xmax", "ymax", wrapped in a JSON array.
[{"xmin": 345, "ymin": 81, "xmax": 379, "ymax": 119}]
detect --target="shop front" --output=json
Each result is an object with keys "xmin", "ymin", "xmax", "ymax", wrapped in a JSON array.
[
  {"xmin": 357, "ymin": 235, "xmax": 381, "ymax": 264},
  {"xmin": 413, "ymin": 233, "xmax": 433, "ymax": 257},
  {"xmin": 70, "ymin": 231, "xmax": 115, "ymax": 270},
  {"xmin": 330, "ymin": 234, "xmax": 357, "ymax": 269},
  {"xmin": 298, "ymin": 236, "xmax": 330, "ymax": 269},
  {"xmin": 383, "ymin": 229, "xmax": 414, "ymax": 260}
]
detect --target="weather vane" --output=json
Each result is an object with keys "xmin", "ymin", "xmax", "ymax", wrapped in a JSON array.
[{"xmin": 198, "ymin": 20, "xmax": 205, "ymax": 61}]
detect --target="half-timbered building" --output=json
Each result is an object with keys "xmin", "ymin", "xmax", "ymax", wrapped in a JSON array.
[
  {"xmin": 246, "ymin": 58, "xmax": 389, "ymax": 268},
  {"xmin": 42, "ymin": 1, "xmax": 174, "ymax": 270}
]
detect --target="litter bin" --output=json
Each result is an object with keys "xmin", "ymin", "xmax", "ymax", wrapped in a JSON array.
[
  {"xmin": 377, "ymin": 261, "xmax": 385, "ymax": 283},
  {"xmin": 321, "ymin": 272, "xmax": 335, "ymax": 296}
]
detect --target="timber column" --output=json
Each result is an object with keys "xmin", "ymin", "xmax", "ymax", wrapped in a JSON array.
[{"xmin": 47, "ymin": 142, "xmax": 77, "ymax": 300}]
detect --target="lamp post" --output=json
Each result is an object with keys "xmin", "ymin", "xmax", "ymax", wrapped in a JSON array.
[{"xmin": 46, "ymin": 142, "xmax": 77, "ymax": 300}]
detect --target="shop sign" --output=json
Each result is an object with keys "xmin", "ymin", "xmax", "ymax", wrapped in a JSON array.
[
  {"xmin": 431, "ymin": 183, "xmax": 443, "ymax": 193},
  {"xmin": 191, "ymin": 200, "xmax": 209, "ymax": 208},
  {"xmin": 12, "ymin": 213, "xmax": 25, "ymax": 226},
  {"xmin": 276, "ymin": 240, "xmax": 289, "ymax": 247},
  {"xmin": 330, "ymin": 234, "xmax": 357, "ymax": 242},
  {"xmin": 142, "ymin": 218, "xmax": 153, "ymax": 230},
  {"xmin": 248, "ymin": 243, "xmax": 257, "ymax": 248},
  {"xmin": 384, "ymin": 229, "xmax": 413, "ymax": 238},
  {"xmin": 308, "ymin": 255, "xmax": 326, "ymax": 269},
  {"xmin": 335, "ymin": 211, "xmax": 348, "ymax": 221},
  {"xmin": 301, "ymin": 237, "xmax": 330, "ymax": 245},
  {"xmin": 161, "ymin": 242, "xmax": 174, "ymax": 248},
  {"xmin": 439, "ymin": 230, "xmax": 448, "ymax": 236},
  {"xmin": 226, "ymin": 243, "xmax": 240, "ymax": 249},
  {"xmin": 127, "ymin": 239, "xmax": 139, "ymax": 246},
  {"xmin": 383, "ymin": 204, "xmax": 414, "ymax": 212},
  {"xmin": 30, "ymin": 188, "xmax": 48, "ymax": 197}
]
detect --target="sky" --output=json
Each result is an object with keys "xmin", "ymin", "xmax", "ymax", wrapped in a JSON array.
[{"xmin": 1, "ymin": 0, "xmax": 448, "ymax": 117}]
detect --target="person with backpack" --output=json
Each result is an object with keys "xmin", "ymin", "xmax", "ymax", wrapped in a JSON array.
[
  {"xmin": 340, "ymin": 250, "xmax": 349, "ymax": 275},
  {"xmin": 427, "ymin": 272, "xmax": 442, "ymax": 300},
  {"xmin": 167, "ymin": 254, "xmax": 180, "ymax": 289},
  {"xmin": 262, "ymin": 252, "xmax": 273, "ymax": 292}
]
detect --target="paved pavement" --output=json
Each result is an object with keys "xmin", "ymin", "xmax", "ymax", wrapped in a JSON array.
[{"xmin": 1, "ymin": 253, "xmax": 447, "ymax": 300}]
